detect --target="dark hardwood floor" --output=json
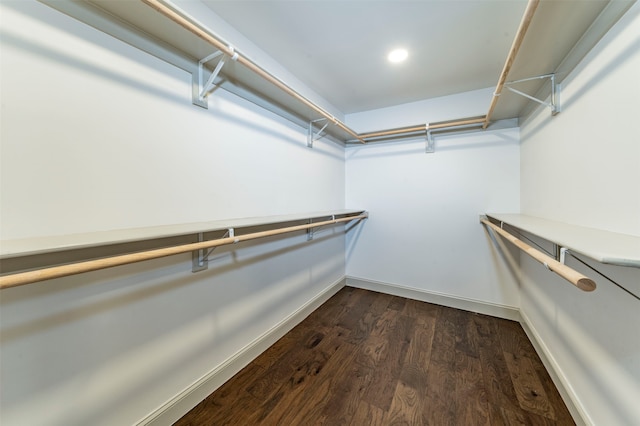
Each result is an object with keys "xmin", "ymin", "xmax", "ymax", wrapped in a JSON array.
[{"xmin": 175, "ymin": 287, "xmax": 575, "ymax": 425}]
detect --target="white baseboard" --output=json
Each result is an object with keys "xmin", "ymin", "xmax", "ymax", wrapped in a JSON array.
[
  {"xmin": 346, "ymin": 276, "xmax": 520, "ymax": 321},
  {"xmin": 519, "ymin": 310, "xmax": 591, "ymax": 426},
  {"xmin": 137, "ymin": 277, "xmax": 346, "ymax": 426}
]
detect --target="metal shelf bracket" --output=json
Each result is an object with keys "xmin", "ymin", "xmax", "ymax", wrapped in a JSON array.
[
  {"xmin": 426, "ymin": 129, "xmax": 435, "ymax": 153},
  {"xmin": 560, "ymin": 247, "xmax": 569, "ymax": 264},
  {"xmin": 193, "ymin": 47, "xmax": 239, "ymax": 108},
  {"xmin": 505, "ymin": 73, "xmax": 560, "ymax": 115},
  {"xmin": 307, "ymin": 214, "xmax": 335, "ymax": 240},
  {"xmin": 424, "ymin": 120, "xmax": 489, "ymax": 154},
  {"xmin": 308, "ymin": 118, "xmax": 330, "ymax": 148},
  {"xmin": 307, "ymin": 219, "xmax": 314, "ymax": 240},
  {"xmin": 191, "ymin": 232, "xmax": 209, "ymax": 272},
  {"xmin": 192, "ymin": 228, "xmax": 234, "ymax": 272}
]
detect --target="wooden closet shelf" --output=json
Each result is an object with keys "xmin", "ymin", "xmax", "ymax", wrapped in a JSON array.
[
  {"xmin": 486, "ymin": 214, "xmax": 640, "ymax": 268},
  {"xmin": 1, "ymin": 209, "xmax": 366, "ymax": 259}
]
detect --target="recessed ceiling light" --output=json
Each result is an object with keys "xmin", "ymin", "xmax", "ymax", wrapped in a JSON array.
[{"xmin": 387, "ymin": 48, "xmax": 408, "ymax": 63}]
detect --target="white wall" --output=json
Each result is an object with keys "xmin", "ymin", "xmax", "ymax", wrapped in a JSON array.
[
  {"xmin": 172, "ymin": 0, "xmax": 344, "ymax": 121},
  {"xmin": 520, "ymin": 8, "xmax": 640, "ymax": 237},
  {"xmin": 0, "ymin": 1, "xmax": 347, "ymax": 425},
  {"xmin": 345, "ymin": 90, "xmax": 521, "ymax": 310},
  {"xmin": 519, "ymin": 2, "xmax": 640, "ymax": 424},
  {"xmin": 0, "ymin": 1, "xmax": 345, "ymax": 239}
]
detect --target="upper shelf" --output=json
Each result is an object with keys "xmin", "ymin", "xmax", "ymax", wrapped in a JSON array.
[
  {"xmin": 40, "ymin": 0, "xmax": 361, "ymax": 144},
  {"xmin": 39, "ymin": 0, "xmax": 634, "ymax": 143},
  {"xmin": 490, "ymin": 0, "xmax": 633, "ymax": 122},
  {"xmin": 0, "ymin": 210, "xmax": 366, "ymax": 259},
  {"xmin": 486, "ymin": 214, "xmax": 640, "ymax": 268}
]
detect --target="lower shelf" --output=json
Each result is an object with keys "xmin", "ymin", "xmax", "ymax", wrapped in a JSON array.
[{"xmin": 486, "ymin": 213, "xmax": 640, "ymax": 268}]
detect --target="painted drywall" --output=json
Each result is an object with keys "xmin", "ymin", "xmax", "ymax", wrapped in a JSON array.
[
  {"xmin": 520, "ymin": 9, "xmax": 640, "ymax": 237},
  {"xmin": 0, "ymin": 1, "xmax": 345, "ymax": 239},
  {"xmin": 172, "ymin": 0, "xmax": 343, "ymax": 121},
  {"xmin": 0, "ymin": 2, "xmax": 348, "ymax": 425},
  {"xmin": 519, "ymin": 2, "xmax": 640, "ymax": 424},
  {"xmin": 345, "ymin": 90, "xmax": 521, "ymax": 309}
]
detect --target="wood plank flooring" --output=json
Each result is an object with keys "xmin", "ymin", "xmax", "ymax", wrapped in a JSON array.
[{"xmin": 175, "ymin": 287, "xmax": 574, "ymax": 425}]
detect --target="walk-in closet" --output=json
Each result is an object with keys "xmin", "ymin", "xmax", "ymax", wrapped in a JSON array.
[{"xmin": 1, "ymin": 1, "xmax": 638, "ymax": 425}]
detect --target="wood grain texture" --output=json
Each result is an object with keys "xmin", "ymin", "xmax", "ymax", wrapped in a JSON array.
[
  {"xmin": 484, "ymin": 0, "xmax": 541, "ymax": 128},
  {"xmin": 350, "ymin": 401, "xmax": 386, "ymax": 426},
  {"xmin": 481, "ymin": 219, "xmax": 596, "ymax": 291},
  {"xmin": 359, "ymin": 313, "xmax": 414, "ymax": 411},
  {"xmin": 174, "ymin": 288, "xmax": 574, "ymax": 426}
]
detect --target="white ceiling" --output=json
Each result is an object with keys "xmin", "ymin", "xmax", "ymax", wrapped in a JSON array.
[{"xmin": 202, "ymin": 0, "xmax": 529, "ymax": 114}]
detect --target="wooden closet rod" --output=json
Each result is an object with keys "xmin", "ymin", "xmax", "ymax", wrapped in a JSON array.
[
  {"xmin": 141, "ymin": 0, "xmax": 364, "ymax": 143},
  {"xmin": 363, "ymin": 1, "xmax": 538, "ymax": 137},
  {"xmin": 360, "ymin": 0, "xmax": 539, "ymax": 142},
  {"xmin": 141, "ymin": 0, "xmax": 537, "ymax": 142},
  {"xmin": 481, "ymin": 219, "xmax": 596, "ymax": 292},
  {"xmin": 429, "ymin": 117, "xmax": 486, "ymax": 131},
  {"xmin": 360, "ymin": 124, "xmax": 426, "ymax": 140},
  {"xmin": 359, "ymin": 117, "xmax": 487, "ymax": 140},
  {"xmin": 483, "ymin": 0, "xmax": 540, "ymax": 128},
  {"xmin": 0, "ymin": 214, "xmax": 367, "ymax": 290}
]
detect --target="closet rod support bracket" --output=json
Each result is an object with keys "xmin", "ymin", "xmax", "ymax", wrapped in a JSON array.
[
  {"xmin": 426, "ymin": 129, "xmax": 435, "ymax": 153},
  {"xmin": 308, "ymin": 118, "xmax": 329, "ymax": 148},
  {"xmin": 560, "ymin": 247, "xmax": 569, "ymax": 265},
  {"xmin": 192, "ymin": 232, "xmax": 209, "ymax": 272},
  {"xmin": 307, "ymin": 219, "xmax": 314, "ymax": 240},
  {"xmin": 504, "ymin": 73, "xmax": 560, "ymax": 115},
  {"xmin": 192, "ymin": 228, "xmax": 235, "ymax": 272},
  {"xmin": 193, "ymin": 49, "xmax": 237, "ymax": 108}
]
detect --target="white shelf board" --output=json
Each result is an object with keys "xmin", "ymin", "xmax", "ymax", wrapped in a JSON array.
[
  {"xmin": 0, "ymin": 210, "xmax": 365, "ymax": 259},
  {"xmin": 486, "ymin": 214, "xmax": 640, "ymax": 268}
]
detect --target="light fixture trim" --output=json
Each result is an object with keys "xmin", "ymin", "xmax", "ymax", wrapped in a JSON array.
[{"xmin": 387, "ymin": 48, "xmax": 409, "ymax": 63}]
